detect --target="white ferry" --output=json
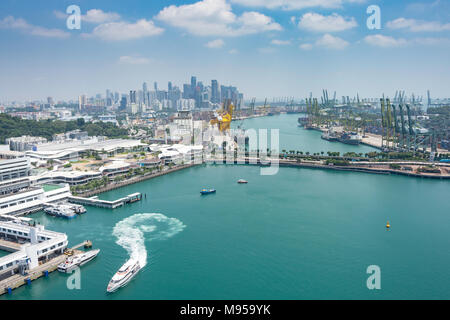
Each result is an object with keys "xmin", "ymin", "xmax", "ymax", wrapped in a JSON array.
[
  {"xmin": 58, "ymin": 249, "xmax": 100, "ymax": 273},
  {"xmin": 107, "ymin": 259, "xmax": 141, "ymax": 293}
]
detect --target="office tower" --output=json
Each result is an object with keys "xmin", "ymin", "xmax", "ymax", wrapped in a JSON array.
[
  {"xmin": 154, "ymin": 82, "xmax": 158, "ymax": 92},
  {"xmin": 47, "ymin": 97, "xmax": 54, "ymax": 106},
  {"xmin": 168, "ymin": 81, "xmax": 173, "ymax": 92},
  {"xmin": 211, "ymin": 80, "xmax": 219, "ymax": 103},
  {"xmin": 129, "ymin": 90, "xmax": 137, "ymax": 104},
  {"xmin": 78, "ymin": 95, "xmax": 87, "ymax": 111},
  {"xmin": 183, "ymin": 84, "xmax": 191, "ymax": 99},
  {"xmin": 119, "ymin": 96, "xmax": 127, "ymax": 111},
  {"xmin": 143, "ymin": 82, "xmax": 148, "ymax": 105}
]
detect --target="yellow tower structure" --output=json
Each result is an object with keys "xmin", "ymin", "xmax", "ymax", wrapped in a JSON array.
[{"xmin": 210, "ymin": 99, "xmax": 234, "ymax": 132}]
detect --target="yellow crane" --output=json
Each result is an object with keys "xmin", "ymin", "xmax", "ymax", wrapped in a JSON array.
[{"xmin": 210, "ymin": 99, "xmax": 234, "ymax": 132}]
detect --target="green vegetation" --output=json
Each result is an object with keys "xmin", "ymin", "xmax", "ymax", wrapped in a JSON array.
[{"xmin": 0, "ymin": 114, "xmax": 129, "ymax": 143}]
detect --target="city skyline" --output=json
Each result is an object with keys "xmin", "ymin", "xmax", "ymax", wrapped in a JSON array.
[{"xmin": 1, "ymin": 0, "xmax": 450, "ymax": 101}]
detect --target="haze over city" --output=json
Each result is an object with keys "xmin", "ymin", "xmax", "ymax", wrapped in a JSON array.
[{"xmin": 1, "ymin": 0, "xmax": 450, "ymax": 101}]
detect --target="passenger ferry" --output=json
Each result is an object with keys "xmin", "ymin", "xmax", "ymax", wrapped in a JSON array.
[
  {"xmin": 58, "ymin": 249, "xmax": 100, "ymax": 273},
  {"xmin": 107, "ymin": 259, "xmax": 141, "ymax": 293},
  {"xmin": 44, "ymin": 206, "xmax": 77, "ymax": 219}
]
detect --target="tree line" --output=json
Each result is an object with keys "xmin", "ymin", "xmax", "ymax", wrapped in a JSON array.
[{"xmin": 0, "ymin": 114, "xmax": 128, "ymax": 143}]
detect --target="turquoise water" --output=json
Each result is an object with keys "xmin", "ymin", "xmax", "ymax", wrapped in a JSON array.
[
  {"xmin": 232, "ymin": 113, "xmax": 378, "ymax": 154},
  {"xmin": 2, "ymin": 164, "xmax": 449, "ymax": 300},
  {"xmin": 2, "ymin": 114, "xmax": 449, "ymax": 300}
]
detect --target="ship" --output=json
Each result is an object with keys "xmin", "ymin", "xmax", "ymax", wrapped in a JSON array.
[
  {"xmin": 44, "ymin": 206, "xmax": 77, "ymax": 219},
  {"xmin": 338, "ymin": 132, "xmax": 362, "ymax": 145},
  {"xmin": 107, "ymin": 259, "xmax": 141, "ymax": 293},
  {"xmin": 237, "ymin": 179, "xmax": 248, "ymax": 184},
  {"xmin": 58, "ymin": 249, "xmax": 100, "ymax": 273},
  {"xmin": 321, "ymin": 130, "xmax": 338, "ymax": 142},
  {"xmin": 200, "ymin": 189, "xmax": 216, "ymax": 195}
]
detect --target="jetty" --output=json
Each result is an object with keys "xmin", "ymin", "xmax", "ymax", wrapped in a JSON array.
[
  {"xmin": 68, "ymin": 193, "xmax": 142, "ymax": 209},
  {"xmin": 0, "ymin": 241, "xmax": 93, "ymax": 296}
]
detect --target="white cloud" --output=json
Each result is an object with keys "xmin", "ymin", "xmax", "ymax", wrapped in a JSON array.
[
  {"xmin": 54, "ymin": 9, "xmax": 121, "ymax": 24},
  {"xmin": 386, "ymin": 18, "xmax": 450, "ymax": 32},
  {"xmin": 229, "ymin": 48, "xmax": 239, "ymax": 54},
  {"xmin": 316, "ymin": 33, "xmax": 349, "ymax": 49},
  {"xmin": 118, "ymin": 56, "xmax": 152, "ymax": 65},
  {"xmin": 156, "ymin": 0, "xmax": 282, "ymax": 36},
  {"xmin": 364, "ymin": 34, "xmax": 408, "ymax": 47},
  {"xmin": 0, "ymin": 16, "xmax": 69, "ymax": 38},
  {"xmin": 364, "ymin": 34, "xmax": 450, "ymax": 47},
  {"xmin": 300, "ymin": 33, "xmax": 349, "ymax": 50},
  {"xmin": 82, "ymin": 19, "xmax": 164, "ymax": 41},
  {"xmin": 271, "ymin": 39, "xmax": 291, "ymax": 45},
  {"xmin": 83, "ymin": 9, "xmax": 121, "ymax": 24},
  {"xmin": 299, "ymin": 43, "xmax": 313, "ymax": 50},
  {"xmin": 205, "ymin": 39, "xmax": 225, "ymax": 48},
  {"xmin": 231, "ymin": 0, "xmax": 366, "ymax": 11},
  {"xmin": 298, "ymin": 12, "xmax": 357, "ymax": 32}
]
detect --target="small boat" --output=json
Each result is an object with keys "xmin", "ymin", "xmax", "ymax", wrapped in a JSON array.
[
  {"xmin": 58, "ymin": 249, "xmax": 100, "ymax": 273},
  {"xmin": 237, "ymin": 179, "xmax": 248, "ymax": 184},
  {"xmin": 107, "ymin": 259, "xmax": 141, "ymax": 293},
  {"xmin": 200, "ymin": 189, "xmax": 216, "ymax": 195}
]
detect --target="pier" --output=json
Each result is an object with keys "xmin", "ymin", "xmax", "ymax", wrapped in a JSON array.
[
  {"xmin": 0, "ymin": 241, "xmax": 93, "ymax": 296},
  {"xmin": 68, "ymin": 192, "xmax": 142, "ymax": 209}
]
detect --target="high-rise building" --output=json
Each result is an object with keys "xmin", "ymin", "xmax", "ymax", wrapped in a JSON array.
[
  {"xmin": 168, "ymin": 81, "xmax": 173, "ymax": 92},
  {"xmin": 211, "ymin": 80, "xmax": 219, "ymax": 103},
  {"xmin": 143, "ymin": 82, "xmax": 148, "ymax": 105},
  {"xmin": 129, "ymin": 90, "xmax": 137, "ymax": 104},
  {"xmin": 78, "ymin": 95, "xmax": 87, "ymax": 111},
  {"xmin": 154, "ymin": 82, "xmax": 158, "ymax": 92}
]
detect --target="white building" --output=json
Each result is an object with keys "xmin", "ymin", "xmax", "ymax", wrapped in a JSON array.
[
  {"xmin": 0, "ymin": 157, "xmax": 30, "ymax": 182},
  {"xmin": 25, "ymin": 138, "xmax": 147, "ymax": 162},
  {"xmin": 6, "ymin": 136, "xmax": 48, "ymax": 152},
  {"xmin": 0, "ymin": 221, "xmax": 68, "ymax": 276},
  {"xmin": 0, "ymin": 184, "xmax": 72, "ymax": 216}
]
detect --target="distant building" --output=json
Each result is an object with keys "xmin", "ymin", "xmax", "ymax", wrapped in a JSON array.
[{"xmin": 7, "ymin": 136, "xmax": 48, "ymax": 152}]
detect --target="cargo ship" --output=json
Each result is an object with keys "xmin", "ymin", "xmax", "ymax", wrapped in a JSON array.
[
  {"xmin": 338, "ymin": 132, "xmax": 362, "ymax": 145},
  {"xmin": 321, "ymin": 130, "xmax": 338, "ymax": 142}
]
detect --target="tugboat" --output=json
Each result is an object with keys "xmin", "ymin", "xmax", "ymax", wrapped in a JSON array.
[
  {"xmin": 200, "ymin": 188, "xmax": 216, "ymax": 195},
  {"xmin": 237, "ymin": 179, "xmax": 248, "ymax": 184}
]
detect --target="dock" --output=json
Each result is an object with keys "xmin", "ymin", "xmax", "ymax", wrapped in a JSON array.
[
  {"xmin": 0, "ymin": 241, "xmax": 93, "ymax": 296},
  {"xmin": 0, "ymin": 239, "xmax": 23, "ymax": 252},
  {"xmin": 68, "ymin": 192, "xmax": 142, "ymax": 209}
]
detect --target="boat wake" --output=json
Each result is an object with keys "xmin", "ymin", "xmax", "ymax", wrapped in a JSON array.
[{"xmin": 112, "ymin": 213, "xmax": 185, "ymax": 268}]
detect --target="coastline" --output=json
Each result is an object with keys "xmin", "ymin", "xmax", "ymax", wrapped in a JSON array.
[
  {"xmin": 206, "ymin": 158, "xmax": 450, "ymax": 180},
  {"xmin": 79, "ymin": 157, "xmax": 449, "ymax": 199},
  {"xmin": 74, "ymin": 163, "xmax": 200, "ymax": 197}
]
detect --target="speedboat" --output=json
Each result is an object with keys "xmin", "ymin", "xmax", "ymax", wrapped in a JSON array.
[
  {"xmin": 58, "ymin": 249, "xmax": 100, "ymax": 273},
  {"xmin": 237, "ymin": 179, "xmax": 248, "ymax": 184},
  {"xmin": 200, "ymin": 189, "xmax": 216, "ymax": 195},
  {"xmin": 107, "ymin": 259, "xmax": 141, "ymax": 293}
]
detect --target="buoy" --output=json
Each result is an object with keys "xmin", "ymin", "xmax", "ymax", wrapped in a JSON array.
[
  {"xmin": 26, "ymin": 278, "xmax": 31, "ymax": 286},
  {"xmin": 44, "ymin": 270, "xmax": 49, "ymax": 277},
  {"xmin": 386, "ymin": 221, "xmax": 391, "ymax": 229},
  {"xmin": 7, "ymin": 287, "xmax": 12, "ymax": 294}
]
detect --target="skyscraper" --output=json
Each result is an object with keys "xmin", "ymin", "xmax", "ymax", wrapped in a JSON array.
[
  {"xmin": 168, "ymin": 81, "xmax": 173, "ymax": 92},
  {"xmin": 211, "ymin": 80, "xmax": 219, "ymax": 104}
]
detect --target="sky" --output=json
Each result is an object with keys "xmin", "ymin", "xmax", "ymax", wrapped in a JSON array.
[{"xmin": 0, "ymin": 0, "xmax": 449, "ymax": 102}]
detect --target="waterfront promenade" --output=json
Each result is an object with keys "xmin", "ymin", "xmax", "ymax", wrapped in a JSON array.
[{"xmin": 75, "ymin": 163, "xmax": 200, "ymax": 197}]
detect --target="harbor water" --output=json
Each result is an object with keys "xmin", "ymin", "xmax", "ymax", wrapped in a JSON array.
[{"xmin": 1, "ymin": 114, "xmax": 449, "ymax": 300}]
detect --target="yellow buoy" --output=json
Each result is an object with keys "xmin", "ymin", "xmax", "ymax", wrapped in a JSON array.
[{"xmin": 386, "ymin": 221, "xmax": 391, "ymax": 229}]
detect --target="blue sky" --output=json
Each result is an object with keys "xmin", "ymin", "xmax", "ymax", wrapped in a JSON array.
[{"xmin": 0, "ymin": 0, "xmax": 449, "ymax": 102}]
